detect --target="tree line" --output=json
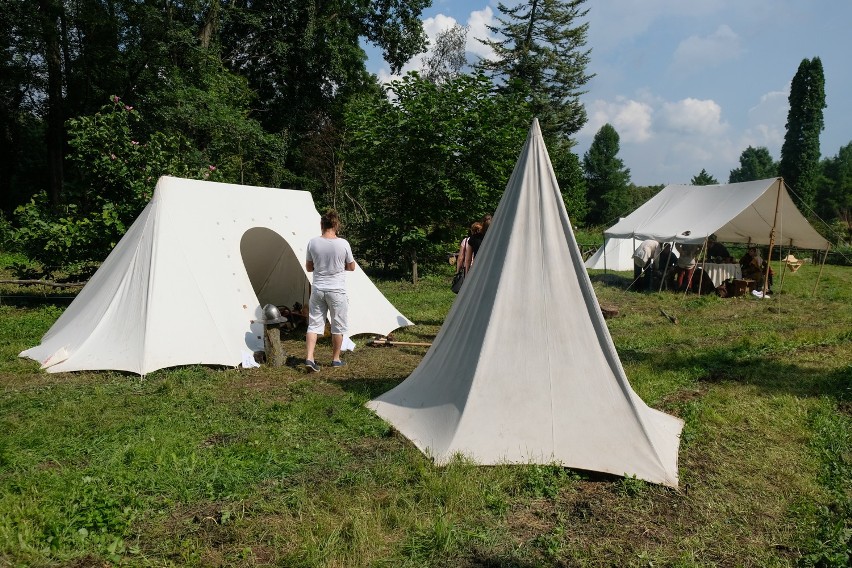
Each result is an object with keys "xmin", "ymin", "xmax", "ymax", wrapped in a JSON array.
[{"xmin": 1, "ymin": 1, "xmax": 848, "ymax": 277}]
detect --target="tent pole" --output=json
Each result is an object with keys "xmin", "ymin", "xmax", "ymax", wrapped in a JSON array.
[
  {"xmin": 812, "ymin": 244, "xmax": 830, "ymax": 296},
  {"xmin": 682, "ymin": 240, "xmax": 708, "ymax": 298},
  {"xmin": 777, "ymin": 238, "xmax": 793, "ymax": 308},
  {"xmin": 763, "ymin": 179, "xmax": 783, "ymax": 295},
  {"xmin": 697, "ymin": 238, "xmax": 709, "ymax": 296},
  {"xmin": 602, "ymin": 230, "xmax": 607, "ymax": 274}
]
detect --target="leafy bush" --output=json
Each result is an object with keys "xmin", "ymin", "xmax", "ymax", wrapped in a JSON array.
[{"xmin": 11, "ymin": 98, "xmax": 216, "ymax": 274}]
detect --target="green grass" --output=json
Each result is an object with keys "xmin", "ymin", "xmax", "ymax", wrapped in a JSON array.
[{"xmin": 0, "ymin": 261, "xmax": 849, "ymax": 566}]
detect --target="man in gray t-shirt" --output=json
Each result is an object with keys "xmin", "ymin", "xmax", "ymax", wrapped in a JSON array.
[{"xmin": 304, "ymin": 210, "xmax": 356, "ymax": 372}]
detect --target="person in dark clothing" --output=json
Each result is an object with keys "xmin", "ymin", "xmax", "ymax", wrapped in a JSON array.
[
  {"xmin": 706, "ymin": 234, "xmax": 732, "ymax": 262},
  {"xmin": 656, "ymin": 243, "xmax": 678, "ymax": 290}
]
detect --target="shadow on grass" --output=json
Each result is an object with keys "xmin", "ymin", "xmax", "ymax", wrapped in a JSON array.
[
  {"xmin": 0, "ymin": 291, "xmax": 75, "ymax": 307},
  {"xmin": 588, "ymin": 272, "xmax": 632, "ymax": 289},
  {"xmin": 623, "ymin": 345, "xmax": 851, "ymax": 402},
  {"xmin": 339, "ymin": 376, "xmax": 405, "ymax": 399}
]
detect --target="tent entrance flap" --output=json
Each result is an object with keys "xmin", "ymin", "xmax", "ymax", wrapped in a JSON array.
[{"xmin": 240, "ymin": 227, "xmax": 309, "ymax": 310}]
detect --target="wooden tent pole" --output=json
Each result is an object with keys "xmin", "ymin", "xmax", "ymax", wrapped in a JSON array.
[
  {"xmin": 602, "ymin": 230, "xmax": 608, "ymax": 274},
  {"xmin": 812, "ymin": 244, "xmax": 830, "ymax": 296},
  {"xmin": 777, "ymin": 238, "xmax": 793, "ymax": 307},
  {"xmin": 763, "ymin": 179, "xmax": 783, "ymax": 295}
]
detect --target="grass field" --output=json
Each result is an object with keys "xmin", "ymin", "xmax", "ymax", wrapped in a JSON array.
[{"xmin": 0, "ymin": 257, "xmax": 850, "ymax": 567}]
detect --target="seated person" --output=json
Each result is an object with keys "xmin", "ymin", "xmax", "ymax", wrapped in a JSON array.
[
  {"xmin": 705, "ymin": 234, "xmax": 733, "ymax": 263},
  {"xmin": 739, "ymin": 246, "xmax": 774, "ymax": 292}
]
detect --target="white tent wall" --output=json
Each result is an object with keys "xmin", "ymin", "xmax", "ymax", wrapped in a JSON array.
[
  {"xmin": 605, "ymin": 178, "xmax": 829, "ymax": 250},
  {"xmin": 368, "ymin": 119, "xmax": 683, "ymax": 487},
  {"xmin": 21, "ymin": 176, "xmax": 412, "ymax": 375},
  {"xmin": 584, "ymin": 236, "xmax": 635, "ymax": 271}
]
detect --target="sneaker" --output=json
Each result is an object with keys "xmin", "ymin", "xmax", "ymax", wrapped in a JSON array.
[
  {"xmin": 331, "ymin": 360, "xmax": 346, "ymax": 368},
  {"xmin": 304, "ymin": 359, "xmax": 320, "ymax": 372}
]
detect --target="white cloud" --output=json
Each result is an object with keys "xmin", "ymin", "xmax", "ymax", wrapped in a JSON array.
[
  {"xmin": 581, "ymin": 97, "xmax": 654, "ymax": 143},
  {"xmin": 466, "ymin": 7, "xmax": 498, "ymax": 61},
  {"xmin": 657, "ymin": 98, "xmax": 728, "ymax": 137},
  {"xmin": 670, "ymin": 24, "xmax": 743, "ymax": 74}
]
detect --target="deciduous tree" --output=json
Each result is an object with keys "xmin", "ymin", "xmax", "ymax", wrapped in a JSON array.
[
  {"xmin": 817, "ymin": 142, "xmax": 852, "ymax": 243},
  {"xmin": 343, "ymin": 72, "xmax": 530, "ymax": 272},
  {"xmin": 421, "ymin": 24, "xmax": 469, "ymax": 85},
  {"xmin": 729, "ymin": 146, "xmax": 777, "ymax": 183}
]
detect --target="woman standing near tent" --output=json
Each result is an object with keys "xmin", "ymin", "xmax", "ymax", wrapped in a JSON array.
[
  {"xmin": 304, "ymin": 210, "xmax": 356, "ymax": 372},
  {"xmin": 464, "ymin": 214, "xmax": 492, "ymax": 272}
]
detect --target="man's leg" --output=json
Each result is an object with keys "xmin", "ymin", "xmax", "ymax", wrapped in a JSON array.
[
  {"xmin": 305, "ymin": 332, "xmax": 318, "ymax": 362},
  {"xmin": 326, "ymin": 292, "xmax": 349, "ymax": 364},
  {"xmin": 305, "ymin": 289, "xmax": 327, "ymax": 369},
  {"xmin": 330, "ymin": 333, "xmax": 343, "ymax": 362}
]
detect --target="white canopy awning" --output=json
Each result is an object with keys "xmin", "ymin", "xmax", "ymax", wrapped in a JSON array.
[{"xmin": 605, "ymin": 178, "xmax": 830, "ymax": 250}]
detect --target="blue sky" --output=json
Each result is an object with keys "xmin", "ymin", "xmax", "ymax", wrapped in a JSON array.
[{"xmin": 364, "ymin": 0, "xmax": 852, "ymax": 187}]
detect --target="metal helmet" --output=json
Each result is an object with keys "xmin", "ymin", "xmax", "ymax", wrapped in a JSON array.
[{"xmin": 261, "ymin": 304, "xmax": 287, "ymax": 325}]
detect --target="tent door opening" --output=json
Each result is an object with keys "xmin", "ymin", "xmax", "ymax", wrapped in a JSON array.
[{"xmin": 240, "ymin": 227, "xmax": 310, "ymax": 313}]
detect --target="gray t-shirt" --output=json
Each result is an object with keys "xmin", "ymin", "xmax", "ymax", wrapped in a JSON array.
[{"xmin": 306, "ymin": 236, "xmax": 354, "ymax": 292}]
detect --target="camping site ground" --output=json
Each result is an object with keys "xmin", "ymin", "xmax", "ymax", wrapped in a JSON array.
[{"xmin": 0, "ymin": 257, "xmax": 850, "ymax": 567}]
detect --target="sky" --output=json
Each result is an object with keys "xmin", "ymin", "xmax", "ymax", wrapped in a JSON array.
[{"xmin": 364, "ymin": 0, "xmax": 852, "ymax": 187}]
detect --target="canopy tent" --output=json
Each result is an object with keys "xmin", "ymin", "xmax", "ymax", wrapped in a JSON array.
[
  {"xmin": 21, "ymin": 176, "xmax": 412, "ymax": 375},
  {"xmin": 368, "ymin": 119, "xmax": 683, "ymax": 488},
  {"xmin": 584, "ymin": 234, "xmax": 635, "ymax": 271},
  {"xmin": 605, "ymin": 178, "xmax": 830, "ymax": 250}
]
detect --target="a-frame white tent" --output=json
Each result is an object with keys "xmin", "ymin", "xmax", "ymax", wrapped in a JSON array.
[
  {"xmin": 21, "ymin": 176, "xmax": 412, "ymax": 375},
  {"xmin": 368, "ymin": 120, "xmax": 683, "ymax": 487},
  {"xmin": 584, "ymin": 234, "xmax": 635, "ymax": 271},
  {"xmin": 605, "ymin": 178, "xmax": 829, "ymax": 249}
]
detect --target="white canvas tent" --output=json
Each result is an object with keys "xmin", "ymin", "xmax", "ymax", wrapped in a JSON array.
[
  {"xmin": 584, "ymin": 234, "xmax": 635, "ymax": 271},
  {"xmin": 368, "ymin": 119, "xmax": 684, "ymax": 487},
  {"xmin": 605, "ymin": 178, "xmax": 830, "ymax": 250},
  {"xmin": 20, "ymin": 176, "xmax": 412, "ymax": 375}
]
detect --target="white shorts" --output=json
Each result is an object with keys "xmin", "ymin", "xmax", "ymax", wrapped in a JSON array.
[{"xmin": 307, "ymin": 289, "xmax": 349, "ymax": 335}]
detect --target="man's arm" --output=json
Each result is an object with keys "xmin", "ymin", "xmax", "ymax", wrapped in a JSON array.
[
  {"xmin": 345, "ymin": 260, "xmax": 356, "ymax": 271},
  {"xmin": 306, "ymin": 260, "xmax": 314, "ymax": 272}
]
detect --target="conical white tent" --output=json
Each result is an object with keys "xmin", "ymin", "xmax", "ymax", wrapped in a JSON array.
[
  {"xmin": 368, "ymin": 119, "xmax": 683, "ymax": 487},
  {"xmin": 21, "ymin": 176, "xmax": 412, "ymax": 375}
]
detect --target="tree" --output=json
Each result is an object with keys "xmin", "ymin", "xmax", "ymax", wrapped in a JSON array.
[
  {"xmin": 476, "ymin": 0, "xmax": 594, "ymax": 142},
  {"xmin": 817, "ymin": 142, "xmax": 852, "ymax": 243},
  {"xmin": 343, "ymin": 72, "xmax": 531, "ymax": 272},
  {"xmin": 728, "ymin": 146, "xmax": 777, "ymax": 183},
  {"xmin": 421, "ymin": 24, "xmax": 469, "ymax": 85},
  {"xmin": 691, "ymin": 169, "xmax": 718, "ymax": 186},
  {"xmin": 779, "ymin": 57, "xmax": 826, "ymax": 212},
  {"xmin": 12, "ymin": 98, "xmax": 207, "ymax": 273},
  {"xmin": 220, "ymin": 0, "xmax": 430, "ymax": 138},
  {"xmin": 583, "ymin": 123, "xmax": 631, "ymax": 226}
]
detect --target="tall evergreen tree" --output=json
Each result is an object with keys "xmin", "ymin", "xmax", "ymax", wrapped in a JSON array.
[
  {"xmin": 475, "ymin": 0, "xmax": 594, "ymax": 142},
  {"xmin": 779, "ymin": 57, "xmax": 826, "ymax": 212},
  {"xmin": 729, "ymin": 146, "xmax": 777, "ymax": 183},
  {"xmin": 583, "ymin": 123, "xmax": 630, "ymax": 226},
  {"xmin": 690, "ymin": 169, "xmax": 718, "ymax": 186}
]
